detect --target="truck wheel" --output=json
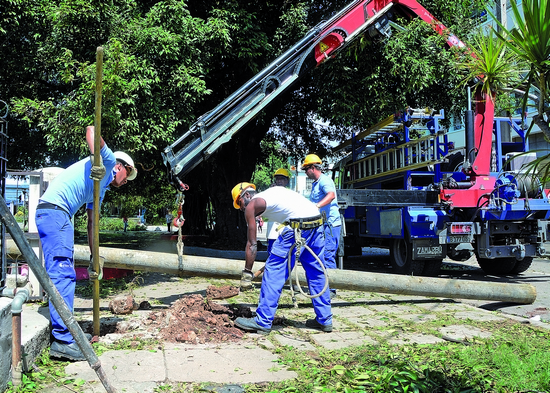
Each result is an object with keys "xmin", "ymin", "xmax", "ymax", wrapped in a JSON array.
[
  {"xmin": 422, "ymin": 259, "xmax": 443, "ymax": 277},
  {"xmin": 476, "ymin": 257, "xmax": 516, "ymax": 275},
  {"xmin": 390, "ymin": 238, "xmax": 424, "ymax": 275},
  {"xmin": 510, "ymin": 257, "xmax": 534, "ymax": 274},
  {"xmin": 442, "ymin": 152, "xmax": 464, "ymax": 172}
]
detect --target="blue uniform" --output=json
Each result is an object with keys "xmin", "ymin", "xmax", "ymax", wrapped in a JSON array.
[
  {"xmin": 309, "ymin": 173, "xmax": 341, "ymax": 270},
  {"xmin": 36, "ymin": 145, "xmax": 115, "ymax": 344},
  {"xmin": 251, "ymin": 187, "xmax": 332, "ymax": 329}
]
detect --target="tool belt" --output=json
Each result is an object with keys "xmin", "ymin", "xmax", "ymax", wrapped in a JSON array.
[
  {"xmin": 36, "ymin": 202, "xmax": 70, "ymax": 217},
  {"xmin": 287, "ymin": 214, "xmax": 323, "ymax": 230}
]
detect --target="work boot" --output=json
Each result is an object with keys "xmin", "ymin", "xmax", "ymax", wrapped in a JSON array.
[
  {"xmin": 234, "ymin": 317, "xmax": 271, "ymax": 335},
  {"xmin": 240, "ymin": 269, "xmax": 254, "ymax": 291},
  {"xmin": 50, "ymin": 342, "xmax": 86, "ymax": 361},
  {"xmin": 305, "ymin": 318, "xmax": 333, "ymax": 332}
]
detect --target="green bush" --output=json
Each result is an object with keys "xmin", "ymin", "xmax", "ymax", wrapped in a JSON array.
[{"xmin": 74, "ymin": 215, "xmax": 145, "ymax": 232}]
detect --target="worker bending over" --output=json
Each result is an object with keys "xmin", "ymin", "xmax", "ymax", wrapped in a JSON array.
[
  {"xmin": 232, "ymin": 182, "xmax": 333, "ymax": 334},
  {"xmin": 36, "ymin": 126, "xmax": 137, "ymax": 361}
]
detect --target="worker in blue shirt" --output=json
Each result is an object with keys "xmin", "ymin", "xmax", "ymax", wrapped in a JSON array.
[
  {"xmin": 36, "ymin": 125, "xmax": 137, "ymax": 361},
  {"xmin": 303, "ymin": 154, "xmax": 341, "ymax": 297}
]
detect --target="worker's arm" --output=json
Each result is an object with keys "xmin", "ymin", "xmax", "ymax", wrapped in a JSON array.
[
  {"xmin": 86, "ymin": 125, "xmax": 106, "ymax": 154},
  {"xmin": 315, "ymin": 191, "xmax": 335, "ymax": 209},
  {"xmin": 243, "ymin": 197, "xmax": 266, "ymax": 271},
  {"xmin": 86, "ymin": 208, "xmax": 94, "ymax": 254}
]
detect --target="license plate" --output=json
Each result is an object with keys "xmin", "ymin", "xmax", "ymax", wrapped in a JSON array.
[
  {"xmin": 414, "ymin": 245, "xmax": 444, "ymax": 259},
  {"xmin": 447, "ymin": 235, "xmax": 471, "ymax": 243}
]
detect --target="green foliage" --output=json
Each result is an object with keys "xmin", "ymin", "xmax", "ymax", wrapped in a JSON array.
[
  {"xmin": 74, "ymin": 214, "xmax": 143, "ymax": 232},
  {"xmin": 4, "ymin": 349, "xmax": 70, "ymax": 393},
  {"xmin": 455, "ymin": 29, "xmax": 526, "ymax": 99},
  {"xmin": 490, "ymin": 0, "xmax": 550, "ymax": 140},
  {"xmin": 75, "ymin": 277, "xmax": 128, "ymax": 298},
  {"xmin": 251, "ymin": 137, "xmax": 291, "ymax": 191}
]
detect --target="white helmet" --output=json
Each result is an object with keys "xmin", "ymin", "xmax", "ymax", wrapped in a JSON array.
[{"xmin": 114, "ymin": 151, "xmax": 137, "ymax": 181}]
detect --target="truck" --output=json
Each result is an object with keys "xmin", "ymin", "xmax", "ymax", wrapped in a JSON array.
[
  {"xmin": 334, "ymin": 106, "xmax": 550, "ymax": 276},
  {"xmin": 161, "ymin": 0, "xmax": 550, "ymax": 276}
]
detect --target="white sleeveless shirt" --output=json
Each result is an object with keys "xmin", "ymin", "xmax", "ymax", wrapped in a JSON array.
[{"xmin": 252, "ymin": 186, "xmax": 319, "ymax": 223}]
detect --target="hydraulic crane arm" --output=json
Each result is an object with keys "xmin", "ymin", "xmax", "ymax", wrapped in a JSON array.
[{"xmin": 162, "ymin": 0, "xmax": 467, "ymax": 190}]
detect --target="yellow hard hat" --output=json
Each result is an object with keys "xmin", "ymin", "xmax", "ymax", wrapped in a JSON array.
[
  {"xmin": 273, "ymin": 168, "xmax": 291, "ymax": 178},
  {"xmin": 301, "ymin": 154, "xmax": 322, "ymax": 169},
  {"xmin": 231, "ymin": 182, "xmax": 256, "ymax": 209}
]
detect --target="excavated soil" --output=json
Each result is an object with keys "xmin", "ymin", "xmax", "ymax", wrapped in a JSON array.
[
  {"xmin": 143, "ymin": 294, "xmax": 250, "ymax": 344},
  {"xmin": 105, "ymin": 285, "xmax": 269, "ymax": 344}
]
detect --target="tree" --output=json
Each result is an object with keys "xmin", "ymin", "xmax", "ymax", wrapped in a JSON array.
[
  {"xmin": 2, "ymin": 0, "xmax": 489, "ymax": 246},
  {"xmin": 491, "ymin": 0, "xmax": 550, "ymax": 139}
]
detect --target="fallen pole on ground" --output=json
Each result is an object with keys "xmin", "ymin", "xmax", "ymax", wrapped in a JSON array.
[{"xmin": 7, "ymin": 242, "xmax": 537, "ymax": 304}]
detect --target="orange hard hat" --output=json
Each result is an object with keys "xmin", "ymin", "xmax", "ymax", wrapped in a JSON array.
[
  {"xmin": 301, "ymin": 154, "xmax": 322, "ymax": 169},
  {"xmin": 231, "ymin": 182, "xmax": 256, "ymax": 209}
]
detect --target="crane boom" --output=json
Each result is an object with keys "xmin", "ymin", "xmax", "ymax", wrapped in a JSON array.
[{"xmin": 162, "ymin": 0, "xmax": 467, "ymax": 189}]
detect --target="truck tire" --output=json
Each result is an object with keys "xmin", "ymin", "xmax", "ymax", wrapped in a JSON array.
[
  {"xmin": 390, "ymin": 238, "xmax": 424, "ymax": 275},
  {"xmin": 510, "ymin": 257, "xmax": 534, "ymax": 274},
  {"xmin": 442, "ymin": 152, "xmax": 464, "ymax": 172},
  {"xmin": 476, "ymin": 257, "xmax": 517, "ymax": 275},
  {"xmin": 422, "ymin": 259, "xmax": 443, "ymax": 277}
]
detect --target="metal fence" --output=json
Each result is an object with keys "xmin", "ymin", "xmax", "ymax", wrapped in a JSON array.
[{"xmin": 1, "ymin": 100, "xmax": 8, "ymax": 288}]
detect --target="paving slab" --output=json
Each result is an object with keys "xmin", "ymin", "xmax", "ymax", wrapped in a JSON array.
[
  {"xmin": 332, "ymin": 305, "xmax": 375, "ymax": 318},
  {"xmin": 396, "ymin": 313, "xmax": 437, "ymax": 323},
  {"xmin": 439, "ymin": 324, "xmax": 493, "ymax": 341},
  {"xmin": 345, "ymin": 316, "xmax": 388, "ymax": 328},
  {"xmin": 368, "ymin": 304, "xmax": 421, "ymax": 314},
  {"xmin": 310, "ymin": 331, "xmax": 377, "ymax": 350},
  {"xmin": 165, "ymin": 345, "xmax": 297, "ymax": 383},
  {"xmin": 388, "ymin": 333, "xmax": 445, "ymax": 345},
  {"xmin": 416, "ymin": 302, "xmax": 473, "ymax": 312},
  {"xmin": 271, "ymin": 333, "xmax": 316, "ymax": 351},
  {"xmin": 453, "ymin": 311, "xmax": 506, "ymax": 322}
]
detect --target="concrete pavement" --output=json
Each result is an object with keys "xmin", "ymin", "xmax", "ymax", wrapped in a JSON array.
[{"xmin": 19, "ymin": 270, "xmax": 548, "ymax": 392}]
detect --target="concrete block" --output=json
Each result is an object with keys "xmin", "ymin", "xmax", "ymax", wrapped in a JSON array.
[
  {"xmin": 0, "ymin": 299, "xmax": 50, "ymax": 393},
  {"xmin": 0, "ymin": 298, "xmax": 13, "ymax": 393},
  {"xmin": 21, "ymin": 305, "xmax": 50, "ymax": 371}
]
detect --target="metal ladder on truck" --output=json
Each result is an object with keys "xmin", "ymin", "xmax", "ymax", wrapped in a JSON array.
[{"xmin": 334, "ymin": 108, "xmax": 448, "ymax": 187}]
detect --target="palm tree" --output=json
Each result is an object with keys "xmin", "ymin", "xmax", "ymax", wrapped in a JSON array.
[
  {"xmin": 491, "ymin": 0, "xmax": 550, "ymax": 140},
  {"xmin": 457, "ymin": 0, "xmax": 550, "ymax": 180}
]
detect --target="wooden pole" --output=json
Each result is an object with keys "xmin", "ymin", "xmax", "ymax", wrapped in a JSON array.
[{"xmin": 92, "ymin": 47, "xmax": 104, "ymax": 337}]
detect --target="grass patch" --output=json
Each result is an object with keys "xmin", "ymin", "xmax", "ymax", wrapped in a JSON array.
[
  {"xmin": 75, "ymin": 276, "xmax": 130, "ymax": 298},
  {"xmin": 243, "ymin": 322, "xmax": 550, "ymax": 392}
]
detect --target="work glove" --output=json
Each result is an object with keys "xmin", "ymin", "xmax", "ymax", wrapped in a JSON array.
[
  {"xmin": 240, "ymin": 269, "xmax": 254, "ymax": 291},
  {"xmin": 89, "ymin": 155, "xmax": 106, "ymax": 181},
  {"xmin": 88, "ymin": 254, "xmax": 105, "ymax": 281}
]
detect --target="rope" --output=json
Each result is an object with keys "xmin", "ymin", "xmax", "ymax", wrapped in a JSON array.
[
  {"xmin": 285, "ymin": 227, "xmax": 330, "ymax": 308},
  {"xmin": 175, "ymin": 192, "xmax": 185, "ymax": 273}
]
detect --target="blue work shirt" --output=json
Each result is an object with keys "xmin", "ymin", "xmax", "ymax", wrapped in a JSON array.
[
  {"xmin": 39, "ymin": 145, "xmax": 116, "ymax": 217},
  {"xmin": 310, "ymin": 173, "xmax": 341, "ymax": 227}
]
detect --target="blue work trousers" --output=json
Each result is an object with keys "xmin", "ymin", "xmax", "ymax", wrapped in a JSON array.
[
  {"xmin": 324, "ymin": 224, "xmax": 341, "ymax": 270},
  {"xmin": 255, "ymin": 226, "xmax": 332, "ymax": 328},
  {"xmin": 36, "ymin": 208, "xmax": 76, "ymax": 344}
]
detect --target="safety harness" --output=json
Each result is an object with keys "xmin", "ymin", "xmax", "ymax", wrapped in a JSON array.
[{"xmin": 283, "ymin": 214, "xmax": 330, "ymax": 307}]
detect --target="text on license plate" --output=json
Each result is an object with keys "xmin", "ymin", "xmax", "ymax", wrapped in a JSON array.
[{"xmin": 447, "ymin": 235, "xmax": 471, "ymax": 243}]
